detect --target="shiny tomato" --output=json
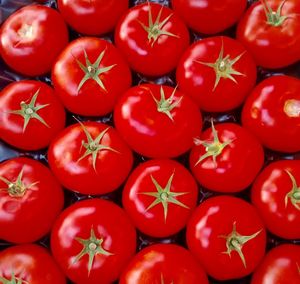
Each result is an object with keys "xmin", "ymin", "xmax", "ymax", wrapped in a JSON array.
[
  {"xmin": 51, "ymin": 198, "xmax": 136, "ymax": 284},
  {"xmin": 52, "ymin": 37, "xmax": 131, "ymax": 116},
  {"xmin": 122, "ymin": 159, "xmax": 198, "ymax": 238},
  {"xmin": 120, "ymin": 244, "xmax": 208, "ymax": 284},
  {"xmin": 115, "ymin": 2, "xmax": 190, "ymax": 76},
  {"xmin": 242, "ymin": 75, "xmax": 300, "ymax": 153},
  {"xmin": 237, "ymin": 0, "xmax": 300, "ymax": 69},
  {"xmin": 0, "ymin": 80, "xmax": 66, "ymax": 151},
  {"xmin": 0, "ymin": 157, "xmax": 64, "ymax": 243},
  {"xmin": 114, "ymin": 84, "xmax": 202, "ymax": 158},
  {"xmin": 0, "ymin": 5, "xmax": 69, "ymax": 76},
  {"xmin": 187, "ymin": 196, "xmax": 266, "ymax": 280},
  {"xmin": 48, "ymin": 120, "xmax": 133, "ymax": 195}
]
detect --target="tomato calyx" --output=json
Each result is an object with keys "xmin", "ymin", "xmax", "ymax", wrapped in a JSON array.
[
  {"xmin": 219, "ymin": 222, "xmax": 262, "ymax": 268},
  {"xmin": 284, "ymin": 170, "xmax": 300, "ymax": 210},
  {"xmin": 0, "ymin": 271, "xmax": 28, "ymax": 284},
  {"xmin": 284, "ymin": 99, "xmax": 300, "ymax": 117},
  {"xmin": 261, "ymin": 0, "xmax": 289, "ymax": 27}
]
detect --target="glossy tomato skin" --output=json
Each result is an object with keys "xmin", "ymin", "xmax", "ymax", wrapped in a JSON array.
[
  {"xmin": 0, "ymin": 80, "xmax": 66, "ymax": 151},
  {"xmin": 52, "ymin": 37, "xmax": 131, "ymax": 116},
  {"xmin": 122, "ymin": 159, "xmax": 198, "ymax": 237},
  {"xmin": 237, "ymin": 0, "xmax": 300, "ymax": 69},
  {"xmin": 120, "ymin": 244, "xmax": 209, "ymax": 284},
  {"xmin": 0, "ymin": 5, "xmax": 69, "ymax": 76},
  {"xmin": 187, "ymin": 196, "xmax": 266, "ymax": 280},
  {"xmin": 176, "ymin": 36, "xmax": 257, "ymax": 112},
  {"xmin": 114, "ymin": 84, "xmax": 202, "ymax": 158},
  {"xmin": 51, "ymin": 198, "xmax": 136, "ymax": 284},
  {"xmin": 48, "ymin": 121, "xmax": 133, "ymax": 195},
  {"xmin": 242, "ymin": 75, "xmax": 300, "ymax": 153},
  {"xmin": 115, "ymin": 2, "xmax": 190, "ymax": 76},
  {"xmin": 251, "ymin": 244, "xmax": 300, "ymax": 284},
  {"xmin": 57, "ymin": 0, "xmax": 128, "ymax": 35},
  {"xmin": 172, "ymin": 0, "xmax": 247, "ymax": 34}
]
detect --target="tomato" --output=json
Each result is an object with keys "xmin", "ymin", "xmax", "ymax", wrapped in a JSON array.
[
  {"xmin": 0, "ymin": 80, "xmax": 66, "ymax": 151},
  {"xmin": 237, "ymin": 0, "xmax": 300, "ymax": 69},
  {"xmin": 51, "ymin": 198, "xmax": 136, "ymax": 284},
  {"xmin": 122, "ymin": 159, "xmax": 198, "ymax": 238},
  {"xmin": 115, "ymin": 2, "xmax": 190, "ymax": 76},
  {"xmin": 186, "ymin": 196, "xmax": 266, "ymax": 280},
  {"xmin": 120, "ymin": 244, "xmax": 208, "ymax": 284},
  {"xmin": 0, "ymin": 5, "xmax": 69, "ymax": 76},
  {"xmin": 114, "ymin": 84, "xmax": 202, "ymax": 158},
  {"xmin": 0, "ymin": 157, "xmax": 64, "ymax": 243},
  {"xmin": 57, "ymin": 0, "xmax": 128, "ymax": 36},
  {"xmin": 171, "ymin": 0, "xmax": 247, "ymax": 34},
  {"xmin": 242, "ymin": 75, "xmax": 300, "ymax": 153},
  {"xmin": 0, "ymin": 244, "xmax": 66, "ymax": 284},
  {"xmin": 52, "ymin": 37, "xmax": 131, "ymax": 116},
  {"xmin": 48, "ymin": 120, "xmax": 133, "ymax": 195}
]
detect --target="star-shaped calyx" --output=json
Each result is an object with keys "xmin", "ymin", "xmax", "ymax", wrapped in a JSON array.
[
  {"xmin": 9, "ymin": 89, "xmax": 50, "ymax": 132},
  {"xmin": 140, "ymin": 171, "xmax": 189, "ymax": 223},
  {"xmin": 73, "ymin": 227, "xmax": 113, "ymax": 276},
  {"xmin": 261, "ymin": 0, "xmax": 290, "ymax": 27},
  {"xmin": 0, "ymin": 271, "xmax": 28, "ymax": 284},
  {"xmin": 219, "ymin": 222, "xmax": 262, "ymax": 268},
  {"xmin": 284, "ymin": 170, "xmax": 300, "ymax": 210},
  {"xmin": 138, "ymin": 3, "xmax": 179, "ymax": 47}
]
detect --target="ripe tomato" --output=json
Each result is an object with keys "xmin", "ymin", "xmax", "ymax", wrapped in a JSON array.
[
  {"xmin": 171, "ymin": 0, "xmax": 247, "ymax": 34},
  {"xmin": 186, "ymin": 196, "xmax": 266, "ymax": 280},
  {"xmin": 0, "ymin": 244, "xmax": 66, "ymax": 284},
  {"xmin": 176, "ymin": 36, "xmax": 257, "ymax": 112},
  {"xmin": 0, "ymin": 5, "xmax": 69, "ymax": 76},
  {"xmin": 242, "ymin": 75, "xmax": 300, "ymax": 153},
  {"xmin": 190, "ymin": 121, "xmax": 264, "ymax": 193},
  {"xmin": 0, "ymin": 157, "xmax": 64, "ymax": 243},
  {"xmin": 122, "ymin": 159, "xmax": 198, "ymax": 238},
  {"xmin": 48, "ymin": 120, "xmax": 133, "ymax": 195},
  {"xmin": 57, "ymin": 0, "xmax": 128, "ymax": 36},
  {"xmin": 0, "ymin": 80, "xmax": 66, "ymax": 151},
  {"xmin": 115, "ymin": 2, "xmax": 190, "ymax": 76},
  {"xmin": 237, "ymin": 0, "xmax": 300, "ymax": 69},
  {"xmin": 51, "ymin": 198, "xmax": 136, "ymax": 284},
  {"xmin": 114, "ymin": 84, "xmax": 202, "ymax": 158},
  {"xmin": 52, "ymin": 37, "xmax": 131, "ymax": 116},
  {"xmin": 119, "ymin": 244, "xmax": 208, "ymax": 284}
]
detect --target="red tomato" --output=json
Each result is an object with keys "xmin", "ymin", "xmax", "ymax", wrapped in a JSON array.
[
  {"xmin": 0, "ymin": 80, "xmax": 66, "ymax": 151},
  {"xmin": 52, "ymin": 37, "xmax": 131, "ymax": 116},
  {"xmin": 186, "ymin": 196, "xmax": 266, "ymax": 280},
  {"xmin": 122, "ymin": 159, "xmax": 198, "ymax": 238},
  {"xmin": 171, "ymin": 0, "xmax": 247, "ymax": 34},
  {"xmin": 51, "ymin": 198, "xmax": 136, "ymax": 284},
  {"xmin": 120, "ymin": 244, "xmax": 209, "ymax": 284},
  {"xmin": 176, "ymin": 36, "xmax": 257, "ymax": 112},
  {"xmin": 114, "ymin": 84, "xmax": 202, "ymax": 158},
  {"xmin": 251, "ymin": 244, "xmax": 300, "ymax": 284},
  {"xmin": 0, "ymin": 157, "xmax": 64, "ymax": 243},
  {"xmin": 237, "ymin": 0, "xmax": 300, "ymax": 69},
  {"xmin": 251, "ymin": 160, "xmax": 300, "ymax": 239},
  {"xmin": 242, "ymin": 75, "xmax": 300, "ymax": 153},
  {"xmin": 115, "ymin": 2, "xmax": 190, "ymax": 76},
  {"xmin": 57, "ymin": 0, "xmax": 128, "ymax": 36},
  {"xmin": 48, "ymin": 120, "xmax": 133, "ymax": 195},
  {"xmin": 0, "ymin": 244, "xmax": 66, "ymax": 284},
  {"xmin": 0, "ymin": 5, "xmax": 69, "ymax": 76}
]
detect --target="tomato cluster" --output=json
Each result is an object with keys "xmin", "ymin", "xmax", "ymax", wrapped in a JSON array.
[{"xmin": 0, "ymin": 0, "xmax": 300, "ymax": 283}]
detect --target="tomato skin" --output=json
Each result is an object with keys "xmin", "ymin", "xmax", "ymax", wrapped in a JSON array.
[
  {"xmin": 171, "ymin": 0, "xmax": 247, "ymax": 34},
  {"xmin": 237, "ymin": 0, "xmax": 300, "ymax": 69},
  {"xmin": 51, "ymin": 198, "xmax": 136, "ymax": 284},
  {"xmin": 176, "ymin": 36, "xmax": 257, "ymax": 112},
  {"xmin": 242, "ymin": 75, "xmax": 300, "ymax": 153},
  {"xmin": 115, "ymin": 2, "xmax": 190, "ymax": 76},
  {"xmin": 122, "ymin": 159, "xmax": 198, "ymax": 238},
  {"xmin": 0, "ymin": 80, "xmax": 66, "ymax": 151},
  {"xmin": 0, "ymin": 5, "xmax": 69, "ymax": 76},
  {"xmin": 120, "ymin": 244, "xmax": 209, "ymax": 284},
  {"xmin": 186, "ymin": 196, "xmax": 266, "ymax": 280}
]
